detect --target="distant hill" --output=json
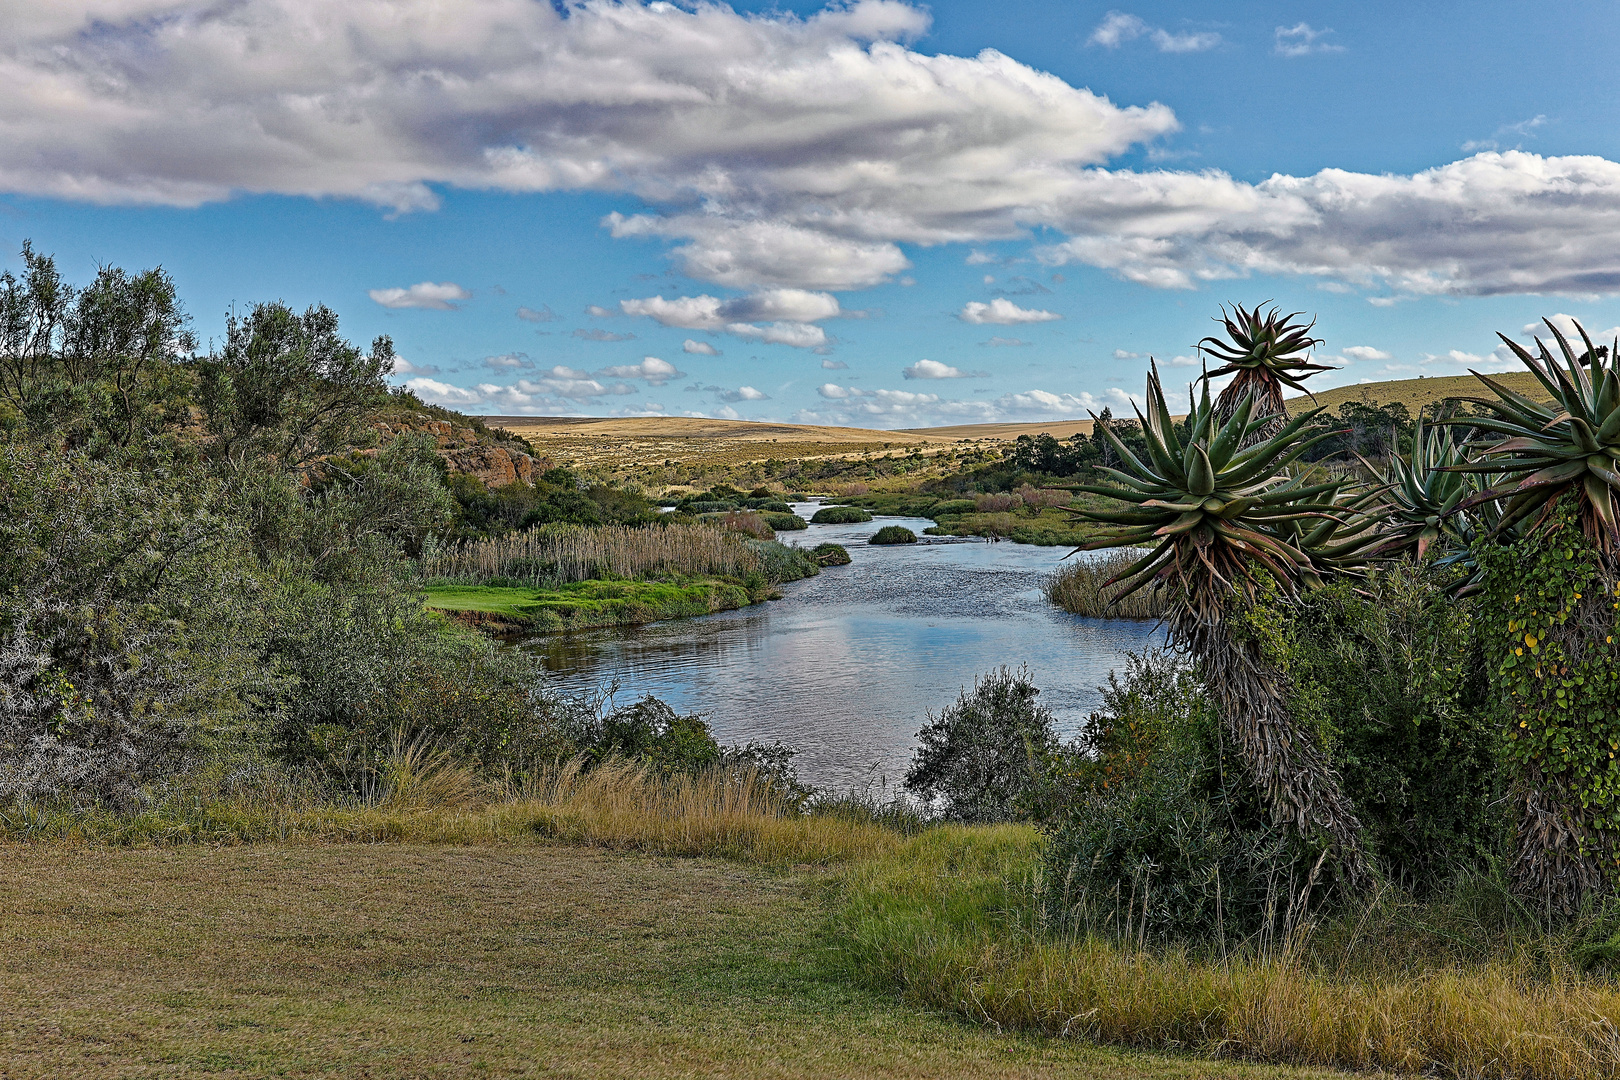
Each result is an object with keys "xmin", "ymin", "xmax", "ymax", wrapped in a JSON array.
[{"xmin": 1283, "ymin": 371, "xmax": 1551, "ymax": 416}]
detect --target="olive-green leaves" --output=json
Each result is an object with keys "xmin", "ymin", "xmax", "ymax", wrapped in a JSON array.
[{"xmin": 1199, "ymin": 302, "xmax": 1335, "ymax": 395}]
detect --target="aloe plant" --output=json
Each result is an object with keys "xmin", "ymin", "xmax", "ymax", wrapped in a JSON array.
[
  {"xmin": 1451, "ymin": 317, "xmax": 1620, "ymax": 912},
  {"xmin": 1199, "ymin": 303, "xmax": 1333, "ymax": 442},
  {"xmin": 1368, "ymin": 414, "xmax": 1473, "ymax": 560},
  {"xmin": 1450, "ymin": 320, "xmax": 1620, "ymax": 547},
  {"xmin": 1070, "ymin": 365, "xmax": 1373, "ymax": 885}
]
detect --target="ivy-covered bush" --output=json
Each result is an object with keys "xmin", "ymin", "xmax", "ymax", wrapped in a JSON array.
[{"xmin": 1479, "ymin": 497, "xmax": 1620, "ymax": 907}]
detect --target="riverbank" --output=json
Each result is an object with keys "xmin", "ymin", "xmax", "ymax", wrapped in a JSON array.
[{"xmin": 424, "ymin": 577, "xmax": 757, "ymax": 632}]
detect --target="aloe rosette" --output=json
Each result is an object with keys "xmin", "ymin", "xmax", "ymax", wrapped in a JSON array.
[
  {"xmin": 1450, "ymin": 319, "xmax": 1620, "ymax": 548},
  {"xmin": 1199, "ymin": 303, "xmax": 1334, "ymax": 441}
]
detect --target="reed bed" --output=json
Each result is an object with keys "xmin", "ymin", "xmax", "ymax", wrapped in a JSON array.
[
  {"xmin": 1045, "ymin": 549, "xmax": 1168, "ymax": 619},
  {"xmin": 839, "ymin": 827, "xmax": 1620, "ymax": 1080},
  {"xmin": 419, "ymin": 522, "xmax": 761, "ymax": 586}
]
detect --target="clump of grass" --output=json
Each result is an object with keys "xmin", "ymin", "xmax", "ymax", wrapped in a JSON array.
[
  {"xmin": 761, "ymin": 511, "xmax": 809, "ymax": 531},
  {"xmin": 1045, "ymin": 550, "xmax": 1167, "ymax": 619},
  {"xmin": 870, "ymin": 525, "xmax": 917, "ymax": 545},
  {"xmin": 837, "ymin": 828, "xmax": 1620, "ymax": 1080},
  {"xmin": 419, "ymin": 522, "xmax": 759, "ymax": 586},
  {"xmin": 720, "ymin": 509, "xmax": 775, "ymax": 540},
  {"xmin": 811, "ymin": 506, "xmax": 873, "ymax": 524}
]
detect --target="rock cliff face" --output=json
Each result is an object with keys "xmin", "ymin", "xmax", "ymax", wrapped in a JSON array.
[{"xmin": 374, "ymin": 419, "xmax": 546, "ymax": 488}]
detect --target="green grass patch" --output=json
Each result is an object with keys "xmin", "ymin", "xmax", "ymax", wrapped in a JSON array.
[
  {"xmin": 810, "ymin": 505, "xmax": 873, "ymax": 524},
  {"xmin": 424, "ymin": 578, "xmax": 751, "ymax": 632}
]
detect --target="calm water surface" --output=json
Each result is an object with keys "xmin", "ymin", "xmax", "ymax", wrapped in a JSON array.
[{"xmin": 524, "ymin": 504, "xmax": 1164, "ymax": 790}]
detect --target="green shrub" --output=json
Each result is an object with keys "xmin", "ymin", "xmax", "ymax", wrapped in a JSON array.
[
  {"xmin": 745, "ymin": 539, "xmax": 820, "ymax": 584},
  {"xmin": 931, "ymin": 499, "xmax": 977, "ymax": 517},
  {"xmin": 904, "ymin": 666, "xmax": 1058, "ymax": 823},
  {"xmin": 760, "ymin": 511, "xmax": 808, "ymax": 531},
  {"xmin": 1042, "ymin": 649, "xmax": 1305, "ymax": 943},
  {"xmin": 811, "ymin": 506, "xmax": 872, "ymax": 524},
  {"xmin": 743, "ymin": 499, "xmax": 793, "ymax": 513},
  {"xmin": 808, "ymin": 543, "xmax": 852, "ymax": 567},
  {"xmin": 869, "ymin": 525, "xmax": 917, "ymax": 545}
]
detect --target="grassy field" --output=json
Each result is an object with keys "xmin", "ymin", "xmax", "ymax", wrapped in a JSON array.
[
  {"xmin": 1284, "ymin": 370, "xmax": 1549, "ymax": 416},
  {"xmin": 423, "ymin": 578, "xmax": 753, "ymax": 632},
  {"xmin": 0, "ymin": 842, "xmax": 1340, "ymax": 1080}
]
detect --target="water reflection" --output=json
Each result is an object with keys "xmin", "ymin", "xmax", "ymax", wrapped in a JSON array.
[{"xmin": 526, "ymin": 504, "xmax": 1164, "ymax": 790}]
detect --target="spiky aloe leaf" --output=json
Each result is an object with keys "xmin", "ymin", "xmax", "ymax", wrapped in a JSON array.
[{"xmin": 1445, "ymin": 318, "xmax": 1620, "ymax": 550}]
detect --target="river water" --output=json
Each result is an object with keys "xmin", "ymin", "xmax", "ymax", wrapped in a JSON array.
[{"xmin": 524, "ymin": 504, "xmax": 1164, "ymax": 791}]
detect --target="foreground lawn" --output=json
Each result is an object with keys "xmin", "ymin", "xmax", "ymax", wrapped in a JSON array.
[{"xmin": 0, "ymin": 842, "xmax": 1335, "ymax": 1080}]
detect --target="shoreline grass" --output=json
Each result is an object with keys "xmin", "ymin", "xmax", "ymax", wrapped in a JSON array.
[
  {"xmin": 1044, "ymin": 550, "xmax": 1169, "ymax": 619},
  {"xmin": 423, "ymin": 577, "xmax": 754, "ymax": 632}
]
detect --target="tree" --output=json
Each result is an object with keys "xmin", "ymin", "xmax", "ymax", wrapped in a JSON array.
[
  {"xmin": 0, "ymin": 242, "xmax": 196, "ymax": 452},
  {"xmin": 1068, "ymin": 363, "xmax": 1375, "ymax": 887},
  {"xmin": 196, "ymin": 301, "xmax": 392, "ymax": 470}
]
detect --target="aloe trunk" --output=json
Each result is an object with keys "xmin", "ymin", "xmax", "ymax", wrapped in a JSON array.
[{"xmin": 1173, "ymin": 605, "xmax": 1372, "ymax": 890}]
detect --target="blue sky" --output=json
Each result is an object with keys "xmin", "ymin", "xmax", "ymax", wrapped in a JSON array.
[{"xmin": 5, "ymin": 1, "xmax": 1620, "ymax": 427}]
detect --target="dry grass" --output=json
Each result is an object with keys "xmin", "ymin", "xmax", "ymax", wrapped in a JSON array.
[
  {"xmin": 1046, "ymin": 550, "xmax": 1169, "ymax": 619},
  {"xmin": 0, "ymin": 843, "xmax": 1336, "ymax": 1080},
  {"xmin": 840, "ymin": 827, "xmax": 1620, "ymax": 1080},
  {"xmin": 420, "ymin": 521, "xmax": 760, "ymax": 585},
  {"xmin": 1284, "ymin": 370, "xmax": 1551, "ymax": 417}
]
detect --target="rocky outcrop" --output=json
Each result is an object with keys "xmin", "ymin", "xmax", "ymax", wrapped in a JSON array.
[{"xmin": 373, "ymin": 419, "xmax": 546, "ymax": 489}]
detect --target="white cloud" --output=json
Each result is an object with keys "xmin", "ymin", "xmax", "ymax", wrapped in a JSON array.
[
  {"xmin": 516, "ymin": 305, "xmax": 555, "ymax": 322},
  {"xmin": 821, "ymin": 358, "xmax": 849, "ymax": 370},
  {"xmin": 585, "ymin": 304, "xmax": 615, "ymax": 317},
  {"xmin": 389, "ymin": 355, "xmax": 438, "ymax": 376},
  {"xmin": 982, "ymin": 336, "xmax": 1030, "ymax": 347},
  {"xmin": 1520, "ymin": 314, "xmax": 1620, "ymax": 345},
  {"xmin": 368, "ymin": 281, "xmax": 470, "ymax": 310},
  {"xmin": 1341, "ymin": 345, "xmax": 1393, "ymax": 361},
  {"xmin": 1274, "ymin": 23, "xmax": 1343, "ymax": 57},
  {"xmin": 1167, "ymin": 354, "xmax": 1198, "ymax": 367},
  {"xmin": 682, "ymin": 339, "xmax": 720, "ymax": 356},
  {"xmin": 902, "ymin": 359, "xmax": 984, "ymax": 379},
  {"xmin": 1463, "ymin": 115, "xmax": 1548, "ymax": 154},
  {"xmin": 959, "ymin": 298, "xmax": 1062, "ymax": 325},
  {"xmin": 620, "ymin": 289, "xmax": 839, "ymax": 348},
  {"xmin": 1113, "ymin": 349, "xmax": 1143, "ymax": 359},
  {"xmin": 717, "ymin": 386, "xmax": 769, "ymax": 402},
  {"xmin": 817, "ymin": 383, "xmax": 859, "ymax": 399},
  {"xmin": 483, "ymin": 352, "xmax": 535, "ymax": 370},
  {"xmin": 12, "ymin": 3, "xmax": 1620, "ymax": 302},
  {"xmin": 965, "ymin": 249, "xmax": 999, "ymax": 265},
  {"xmin": 598, "ymin": 356, "xmax": 684, "ymax": 385},
  {"xmin": 1088, "ymin": 12, "xmax": 1219, "ymax": 53}
]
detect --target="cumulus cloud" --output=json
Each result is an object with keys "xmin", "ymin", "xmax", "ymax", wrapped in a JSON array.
[
  {"xmin": 1113, "ymin": 349, "xmax": 1143, "ymax": 359},
  {"xmin": 585, "ymin": 304, "xmax": 616, "ymax": 317},
  {"xmin": 821, "ymin": 358, "xmax": 849, "ymax": 369},
  {"xmin": 405, "ymin": 368, "xmax": 637, "ymax": 412},
  {"xmin": 1274, "ymin": 23, "xmax": 1343, "ymax": 57},
  {"xmin": 1088, "ymin": 11, "xmax": 1221, "ymax": 53},
  {"xmin": 902, "ymin": 359, "xmax": 986, "ymax": 379},
  {"xmin": 368, "ymin": 281, "xmax": 470, "ymax": 310},
  {"xmin": 683, "ymin": 339, "xmax": 720, "ymax": 355},
  {"xmin": 12, "ymin": 3, "xmax": 1620, "ymax": 301},
  {"xmin": 516, "ymin": 305, "xmax": 556, "ymax": 322},
  {"xmin": 483, "ymin": 352, "xmax": 536, "ymax": 370},
  {"xmin": 959, "ymin": 298, "xmax": 1062, "ymax": 325},
  {"xmin": 1341, "ymin": 345, "xmax": 1393, "ymax": 361},
  {"xmin": 598, "ymin": 356, "xmax": 684, "ymax": 385},
  {"xmin": 1521, "ymin": 314, "xmax": 1620, "ymax": 346},
  {"xmin": 982, "ymin": 336, "xmax": 1030, "ymax": 347},
  {"xmin": 801, "ymin": 383, "xmax": 1143, "ymax": 428},
  {"xmin": 717, "ymin": 386, "xmax": 769, "ymax": 402},
  {"xmin": 620, "ymin": 289, "xmax": 840, "ymax": 348}
]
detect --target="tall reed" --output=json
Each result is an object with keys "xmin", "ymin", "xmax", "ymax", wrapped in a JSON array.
[
  {"xmin": 1045, "ymin": 550, "xmax": 1167, "ymax": 619},
  {"xmin": 420, "ymin": 523, "xmax": 761, "ymax": 586}
]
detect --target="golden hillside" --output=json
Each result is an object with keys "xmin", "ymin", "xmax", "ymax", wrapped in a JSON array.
[{"xmin": 1283, "ymin": 371, "xmax": 1550, "ymax": 416}]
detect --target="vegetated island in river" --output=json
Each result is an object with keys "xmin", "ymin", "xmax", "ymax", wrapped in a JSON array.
[{"xmin": 418, "ymin": 519, "xmax": 846, "ymax": 633}]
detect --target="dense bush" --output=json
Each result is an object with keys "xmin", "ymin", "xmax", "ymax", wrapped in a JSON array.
[
  {"xmin": 811, "ymin": 506, "xmax": 872, "ymax": 524},
  {"xmin": 1041, "ymin": 650, "xmax": 1306, "ymax": 943},
  {"xmin": 746, "ymin": 539, "xmax": 820, "ymax": 584},
  {"xmin": 869, "ymin": 525, "xmax": 917, "ymax": 545},
  {"xmin": 903, "ymin": 666, "xmax": 1059, "ymax": 823},
  {"xmin": 761, "ymin": 511, "xmax": 808, "ymax": 531}
]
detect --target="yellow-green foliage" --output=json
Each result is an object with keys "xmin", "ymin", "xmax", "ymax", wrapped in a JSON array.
[{"xmin": 835, "ymin": 828, "xmax": 1620, "ymax": 1079}]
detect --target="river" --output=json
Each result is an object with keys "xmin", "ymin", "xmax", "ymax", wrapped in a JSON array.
[{"xmin": 524, "ymin": 504, "xmax": 1164, "ymax": 792}]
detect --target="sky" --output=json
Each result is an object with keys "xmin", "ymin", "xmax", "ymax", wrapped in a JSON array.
[{"xmin": 4, "ymin": 0, "xmax": 1620, "ymax": 428}]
